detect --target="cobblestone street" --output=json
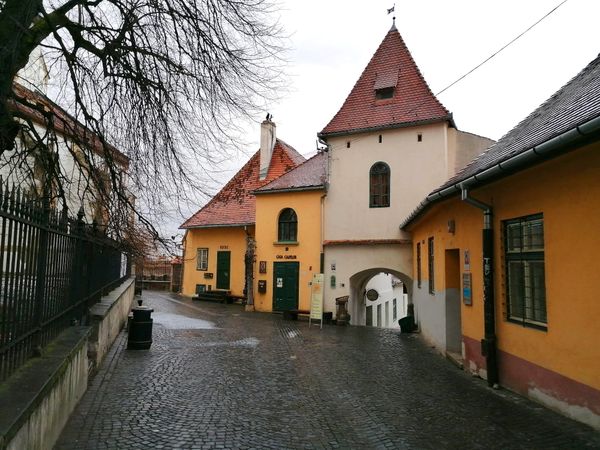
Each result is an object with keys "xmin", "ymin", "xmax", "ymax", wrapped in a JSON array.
[{"xmin": 55, "ymin": 291, "xmax": 600, "ymax": 449}]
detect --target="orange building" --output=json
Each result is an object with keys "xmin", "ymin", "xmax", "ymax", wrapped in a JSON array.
[
  {"xmin": 252, "ymin": 152, "xmax": 326, "ymax": 312},
  {"xmin": 180, "ymin": 119, "xmax": 305, "ymax": 300},
  {"xmin": 402, "ymin": 55, "xmax": 600, "ymax": 429}
]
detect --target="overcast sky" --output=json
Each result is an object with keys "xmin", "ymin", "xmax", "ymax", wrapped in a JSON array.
[{"xmin": 168, "ymin": 0, "xmax": 600, "ymax": 239}]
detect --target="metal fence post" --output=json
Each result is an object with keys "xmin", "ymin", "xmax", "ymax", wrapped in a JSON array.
[
  {"xmin": 70, "ymin": 208, "xmax": 85, "ymax": 324},
  {"xmin": 32, "ymin": 197, "xmax": 50, "ymax": 355}
]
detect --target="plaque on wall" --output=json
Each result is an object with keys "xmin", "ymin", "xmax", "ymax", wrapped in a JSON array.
[{"xmin": 259, "ymin": 261, "xmax": 267, "ymax": 274}]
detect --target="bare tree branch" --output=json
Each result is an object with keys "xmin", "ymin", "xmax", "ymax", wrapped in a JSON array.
[{"xmin": 0, "ymin": 0, "xmax": 287, "ymax": 250}]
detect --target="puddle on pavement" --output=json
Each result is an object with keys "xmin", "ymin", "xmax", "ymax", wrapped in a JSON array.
[
  {"xmin": 197, "ymin": 337, "xmax": 260, "ymax": 348},
  {"xmin": 152, "ymin": 312, "xmax": 216, "ymax": 329}
]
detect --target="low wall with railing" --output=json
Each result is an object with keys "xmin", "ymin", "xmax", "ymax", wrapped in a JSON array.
[
  {"xmin": 88, "ymin": 277, "xmax": 135, "ymax": 371},
  {"xmin": 0, "ymin": 277, "xmax": 134, "ymax": 450}
]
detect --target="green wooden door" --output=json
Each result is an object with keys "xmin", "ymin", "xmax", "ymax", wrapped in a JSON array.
[
  {"xmin": 216, "ymin": 251, "xmax": 231, "ymax": 290},
  {"xmin": 273, "ymin": 262, "xmax": 299, "ymax": 311}
]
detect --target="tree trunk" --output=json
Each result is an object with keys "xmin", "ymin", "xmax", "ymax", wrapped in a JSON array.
[{"xmin": 0, "ymin": 0, "xmax": 44, "ymax": 150}]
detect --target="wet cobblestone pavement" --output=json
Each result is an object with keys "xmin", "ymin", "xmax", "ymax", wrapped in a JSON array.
[{"xmin": 55, "ymin": 291, "xmax": 600, "ymax": 449}]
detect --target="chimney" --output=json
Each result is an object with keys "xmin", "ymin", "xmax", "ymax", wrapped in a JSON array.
[{"xmin": 259, "ymin": 117, "xmax": 276, "ymax": 180}]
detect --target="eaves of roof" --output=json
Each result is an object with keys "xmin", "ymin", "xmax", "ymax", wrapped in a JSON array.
[
  {"xmin": 183, "ymin": 222, "xmax": 254, "ymax": 230},
  {"xmin": 253, "ymin": 185, "xmax": 325, "ymax": 195},
  {"xmin": 401, "ymin": 114, "xmax": 600, "ymax": 229},
  {"xmin": 318, "ymin": 115, "xmax": 455, "ymax": 139}
]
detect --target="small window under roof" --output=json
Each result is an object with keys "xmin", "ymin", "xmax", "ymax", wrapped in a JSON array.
[{"xmin": 376, "ymin": 87, "xmax": 394, "ymax": 100}]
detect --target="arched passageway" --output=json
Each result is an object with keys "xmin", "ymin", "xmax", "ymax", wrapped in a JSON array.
[{"xmin": 349, "ymin": 268, "xmax": 412, "ymax": 327}]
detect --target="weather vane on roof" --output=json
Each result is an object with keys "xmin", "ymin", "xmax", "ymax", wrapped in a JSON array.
[{"xmin": 387, "ymin": 3, "xmax": 396, "ymax": 26}]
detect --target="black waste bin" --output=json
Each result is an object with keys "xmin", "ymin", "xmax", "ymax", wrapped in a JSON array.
[
  {"xmin": 128, "ymin": 304, "xmax": 154, "ymax": 349},
  {"xmin": 398, "ymin": 315, "xmax": 416, "ymax": 333}
]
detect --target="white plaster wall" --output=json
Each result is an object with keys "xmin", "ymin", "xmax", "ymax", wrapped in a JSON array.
[
  {"xmin": 324, "ymin": 123, "xmax": 449, "ymax": 241},
  {"xmin": 7, "ymin": 338, "xmax": 88, "ymax": 450},
  {"xmin": 449, "ymin": 129, "xmax": 495, "ymax": 177},
  {"xmin": 15, "ymin": 47, "xmax": 49, "ymax": 95},
  {"xmin": 413, "ymin": 280, "xmax": 447, "ymax": 353},
  {"xmin": 323, "ymin": 244, "xmax": 412, "ymax": 323}
]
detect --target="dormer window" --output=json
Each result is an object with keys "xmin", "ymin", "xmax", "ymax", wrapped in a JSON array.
[
  {"xmin": 375, "ymin": 87, "xmax": 394, "ymax": 99},
  {"xmin": 374, "ymin": 69, "xmax": 399, "ymax": 101}
]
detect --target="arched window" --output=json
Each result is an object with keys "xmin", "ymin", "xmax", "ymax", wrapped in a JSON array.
[
  {"xmin": 370, "ymin": 162, "xmax": 390, "ymax": 207},
  {"xmin": 278, "ymin": 208, "xmax": 298, "ymax": 242}
]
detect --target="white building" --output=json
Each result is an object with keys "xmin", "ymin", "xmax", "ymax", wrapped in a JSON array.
[{"xmin": 318, "ymin": 24, "xmax": 493, "ymax": 327}]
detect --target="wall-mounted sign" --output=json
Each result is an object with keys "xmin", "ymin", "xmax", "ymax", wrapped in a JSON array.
[
  {"xmin": 259, "ymin": 261, "xmax": 267, "ymax": 274},
  {"xmin": 462, "ymin": 273, "xmax": 472, "ymax": 305},
  {"xmin": 464, "ymin": 250, "xmax": 471, "ymax": 272},
  {"xmin": 276, "ymin": 277, "xmax": 283, "ymax": 288},
  {"xmin": 203, "ymin": 272, "xmax": 213, "ymax": 279},
  {"xmin": 220, "ymin": 245, "xmax": 229, "ymax": 250},
  {"xmin": 366, "ymin": 289, "xmax": 379, "ymax": 301},
  {"xmin": 276, "ymin": 255, "xmax": 297, "ymax": 260},
  {"xmin": 331, "ymin": 261, "xmax": 336, "ymax": 271}
]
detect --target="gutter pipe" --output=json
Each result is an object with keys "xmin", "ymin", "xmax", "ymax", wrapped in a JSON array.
[{"xmin": 461, "ymin": 187, "xmax": 498, "ymax": 388}]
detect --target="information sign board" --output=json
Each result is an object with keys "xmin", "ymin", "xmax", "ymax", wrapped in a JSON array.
[{"xmin": 309, "ymin": 274, "xmax": 324, "ymax": 328}]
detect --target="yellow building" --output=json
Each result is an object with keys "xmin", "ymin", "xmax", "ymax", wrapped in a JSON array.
[
  {"xmin": 252, "ymin": 152, "xmax": 326, "ymax": 312},
  {"xmin": 180, "ymin": 119, "xmax": 305, "ymax": 299},
  {"xmin": 402, "ymin": 55, "xmax": 600, "ymax": 429}
]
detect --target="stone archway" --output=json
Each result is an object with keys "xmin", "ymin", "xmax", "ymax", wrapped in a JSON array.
[{"xmin": 349, "ymin": 268, "xmax": 412, "ymax": 327}]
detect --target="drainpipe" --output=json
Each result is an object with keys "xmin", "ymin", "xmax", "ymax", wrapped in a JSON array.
[{"xmin": 461, "ymin": 186, "xmax": 499, "ymax": 388}]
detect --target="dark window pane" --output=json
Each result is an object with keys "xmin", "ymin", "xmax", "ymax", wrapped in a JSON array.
[
  {"xmin": 370, "ymin": 162, "xmax": 390, "ymax": 208},
  {"xmin": 278, "ymin": 208, "xmax": 298, "ymax": 241}
]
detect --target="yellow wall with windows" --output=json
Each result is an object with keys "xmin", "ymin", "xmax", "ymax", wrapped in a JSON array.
[
  {"xmin": 181, "ymin": 226, "xmax": 253, "ymax": 297},
  {"xmin": 254, "ymin": 190, "xmax": 324, "ymax": 312},
  {"xmin": 408, "ymin": 141, "xmax": 600, "ymax": 390}
]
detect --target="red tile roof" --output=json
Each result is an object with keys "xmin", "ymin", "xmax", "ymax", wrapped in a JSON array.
[
  {"xmin": 180, "ymin": 139, "xmax": 304, "ymax": 228},
  {"xmin": 254, "ymin": 151, "xmax": 327, "ymax": 194},
  {"xmin": 319, "ymin": 25, "xmax": 452, "ymax": 137}
]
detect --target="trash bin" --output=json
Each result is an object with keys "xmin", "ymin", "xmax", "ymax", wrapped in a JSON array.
[
  {"xmin": 128, "ymin": 300, "xmax": 154, "ymax": 349},
  {"xmin": 398, "ymin": 315, "xmax": 416, "ymax": 333}
]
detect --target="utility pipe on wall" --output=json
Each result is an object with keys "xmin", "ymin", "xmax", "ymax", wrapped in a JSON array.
[{"xmin": 461, "ymin": 186, "xmax": 499, "ymax": 388}]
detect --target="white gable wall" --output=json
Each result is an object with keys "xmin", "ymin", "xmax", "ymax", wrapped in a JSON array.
[{"xmin": 323, "ymin": 122, "xmax": 449, "ymax": 242}]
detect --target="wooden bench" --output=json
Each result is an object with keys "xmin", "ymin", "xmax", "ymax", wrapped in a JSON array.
[
  {"xmin": 283, "ymin": 310, "xmax": 334, "ymax": 323},
  {"xmin": 226, "ymin": 294, "xmax": 246, "ymax": 305},
  {"xmin": 283, "ymin": 309, "xmax": 310, "ymax": 321},
  {"xmin": 193, "ymin": 290, "xmax": 231, "ymax": 304}
]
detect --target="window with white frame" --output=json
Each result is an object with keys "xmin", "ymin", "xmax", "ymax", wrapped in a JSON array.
[
  {"xmin": 196, "ymin": 248, "xmax": 208, "ymax": 271},
  {"xmin": 504, "ymin": 214, "xmax": 547, "ymax": 328}
]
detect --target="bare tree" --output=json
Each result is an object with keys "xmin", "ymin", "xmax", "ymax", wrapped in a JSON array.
[{"xmin": 0, "ymin": 0, "xmax": 286, "ymax": 246}]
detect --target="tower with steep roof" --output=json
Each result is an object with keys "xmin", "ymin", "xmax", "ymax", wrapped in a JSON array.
[{"xmin": 318, "ymin": 24, "xmax": 493, "ymax": 327}]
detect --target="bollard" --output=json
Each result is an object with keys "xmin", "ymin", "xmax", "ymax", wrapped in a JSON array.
[{"xmin": 128, "ymin": 299, "xmax": 154, "ymax": 349}]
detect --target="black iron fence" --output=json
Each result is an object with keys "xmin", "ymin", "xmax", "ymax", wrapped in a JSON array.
[{"xmin": 0, "ymin": 184, "xmax": 129, "ymax": 382}]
